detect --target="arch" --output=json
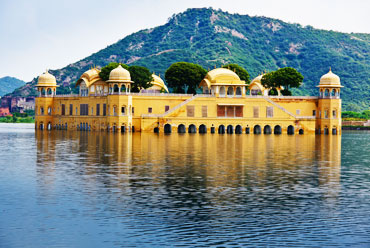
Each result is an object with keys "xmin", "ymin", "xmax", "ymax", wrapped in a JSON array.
[
  {"xmin": 274, "ymin": 125, "xmax": 282, "ymax": 134},
  {"xmin": 199, "ymin": 124, "xmax": 207, "ymax": 134},
  {"xmin": 324, "ymin": 127, "xmax": 329, "ymax": 135},
  {"xmin": 120, "ymin": 84, "xmax": 126, "ymax": 93},
  {"xmin": 154, "ymin": 127, "xmax": 159, "ymax": 133},
  {"xmin": 254, "ymin": 125, "xmax": 261, "ymax": 134},
  {"xmin": 39, "ymin": 122, "xmax": 44, "ymax": 130},
  {"xmin": 324, "ymin": 89, "xmax": 329, "ymax": 97},
  {"xmin": 47, "ymin": 122, "xmax": 52, "ymax": 130},
  {"xmin": 264, "ymin": 125, "xmax": 272, "ymax": 134},
  {"xmin": 332, "ymin": 127, "xmax": 337, "ymax": 135},
  {"xmin": 331, "ymin": 89, "xmax": 336, "ymax": 97},
  {"xmin": 47, "ymin": 88, "xmax": 52, "ymax": 96},
  {"xmin": 227, "ymin": 87, "xmax": 234, "ymax": 96},
  {"xmin": 235, "ymin": 125, "xmax": 242, "ymax": 134},
  {"xmin": 227, "ymin": 125, "xmax": 234, "ymax": 134},
  {"xmin": 218, "ymin": 125, "xmax": 225, "ymax": 134},
  {"xmin": 113, "ymin": 84, "xmax": 119, "ymax": 93},
  {"xmin": 188, "ymin": 124, "xmax": 196, "ymax": 133},
  {"xmin": 219, "ymin": 86, "xmax": 226, "ymax": 96},
  {"xmin": 48, "ymin": 107, "xmax": 52, "ymax": 115},
  {"xmin": 164, "ymin": 124, "xmax": 172, "ymax": 134},
  {"xmin": 299, "ymin": 129, "xmax": 304, "ymax": 135},
  {"xmin": 178, "ymin": 124, "xmax": 186, "ymax": 133},
  {"xmin": 287, "ymin": 125, "xmax": 295, "ymax": 135},
  {"xmin": 58, "ymin": 124, "xmax": 61, "ymax": 130},
  {"xmin": 235, "ymin": 87, "xmax": 242, "ymax": 96},
  {"xmin": 121, "ymin": 125, "xmax": 126, "ymax": 133}
]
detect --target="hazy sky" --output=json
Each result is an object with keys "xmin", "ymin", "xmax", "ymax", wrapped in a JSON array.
[{"xmin": 1, "ymin": 0, "xmax": 369, "ymax": 81}]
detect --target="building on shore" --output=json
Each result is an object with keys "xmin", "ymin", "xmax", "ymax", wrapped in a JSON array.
[{"xmin": 35, "ymin": 66, "xmax": 343, "ymax": 135}]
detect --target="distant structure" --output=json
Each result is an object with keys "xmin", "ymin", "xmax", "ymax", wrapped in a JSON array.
[{"xmin": 35, "ymin": 65, "xmax": 343, "ymax": 135}]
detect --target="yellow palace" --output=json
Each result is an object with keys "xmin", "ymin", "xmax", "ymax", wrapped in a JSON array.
[{"xmin": 35, "ymin": 65, "xmax": 343, "ymax": 135}]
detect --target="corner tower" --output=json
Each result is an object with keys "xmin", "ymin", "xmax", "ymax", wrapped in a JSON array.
[
  {"xmin": 35, "ymin": 70, "xmax": 58, "ymax": 130},
  {"xmin": 316, "ymin": 68, "xmax": 343, "ymax": 134}
]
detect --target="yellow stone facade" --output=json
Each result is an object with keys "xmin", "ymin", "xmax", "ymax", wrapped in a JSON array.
[{"xmin": 35, "ymin": 67, "xmax": 343, "ymax": 135}]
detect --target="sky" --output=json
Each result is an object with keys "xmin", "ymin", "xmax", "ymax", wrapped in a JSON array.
[{"xmin": 0, "ymin": 0, "xmax": 369, "ymax": 82}]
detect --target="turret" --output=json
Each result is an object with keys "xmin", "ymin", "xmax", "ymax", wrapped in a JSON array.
[{"xmin": 316, "ymin": 68, "xmax": 343, "ymax": 134}]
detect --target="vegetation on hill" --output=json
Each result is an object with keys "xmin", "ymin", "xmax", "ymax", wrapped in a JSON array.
[
  {"xmin": 8, "ymin": 8, "xmax": 370, "ymax": 110},
  {"xmin": 342, "ymin": 110, "xmax": 370, "ymax": 120},
  {"xmin": 0, "ymin": 76, "xmax": 25, "ymax": 96}
]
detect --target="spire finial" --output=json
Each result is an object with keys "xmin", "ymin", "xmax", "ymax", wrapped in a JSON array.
[{"xmin": 329, "ymin": 66, "xmax": 332, "ymax": 72}]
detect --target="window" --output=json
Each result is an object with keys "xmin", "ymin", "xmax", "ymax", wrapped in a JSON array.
[
  {"xmin": 217, "ymin": 106, "xmax": 226, "ymax": 117},
  {"xmin": 319, "ymin": 111, "xmax": 321, "ymax": 118},
  {"xmin": 69, "ymin": 104, "xmax": 73, "ymax": 115},
  {"xmin": 103, "ymin": 104, "xmax": 106, "ymax": 116},
  {"xmin": 148, "ymin": 107, "xmax": 152, "ymax": 113},
  {"xmin": 313, "ymin": 110, "xmax": 316, "ymax": 116},
  {"xmin": 48, "ymin": 107, "xmax": 52, "ymax": 115},
  {"xmin": 113, "ymin": 106, "xmax": 117, "ymax": 116},
  {"xmin": 324, "ymin": 110, "xmax": 328, "ymax": 119},
  {"xmin": 333, "ymin": 110, "xmax": 337, "ymax": 118},
  {"xmin": 132, "ymin": 107, "xmax": 134, "ymax": 114},
  {"xmin": 96, "ymin": 104, "xmax": 100, "ymax": 116},
  {"xmin": 121, "ymin": 106, "xmax": 125, "ymax": 115},
  {"xmin": 266, "ymin": 106, "xmax": 273, "ymax": 118},
  {"xmin": 80, "ymin": 104, "xmax": 89, "ymax": 116},
  {"xmin": 61, "ymin": 104, "xmax": 65, "ymax": 115},
  {"xmin": 235, "ymin": 106, "xmax": 243, "ymax": 117},
  {"xmin": 202, "ymin": 106, "xmax": 207, "ymax": 117},
  {"xmin": 253, "ymin": 107, "xmax": 259, "ymax": 118},
  {"xmin": 91, "ymin": 107, "xmax": 94, "ymax": 115},
  {"xmin": 296, "ymin": 109, "xmax": 300, "ymax": 115},
  {"xmin": 165, "ymin": 105, "xmax": 170, "ymax": 112},
  {"xmin": 76, "ymin": 107, "xmax": 78, "ymax": 115},
  {"xmin": 187, "ymin": 105, "xmax": 194, "ymax": 117}
]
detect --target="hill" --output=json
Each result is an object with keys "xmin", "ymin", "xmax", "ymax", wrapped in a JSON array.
[
  {"xmin": 11, "ymin": 8, "xmax": 370, "ymax": 111},
  {"xmin": 0, "ymin": 76, "xmax": 25, "ymax": 96}
]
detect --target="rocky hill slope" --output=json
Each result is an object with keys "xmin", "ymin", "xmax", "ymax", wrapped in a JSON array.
[{"xmin": 12, "ymin": 8, "xmax": 370, "ymax": 110}]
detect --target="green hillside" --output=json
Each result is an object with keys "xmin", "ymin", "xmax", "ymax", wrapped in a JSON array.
[
  {"xmin": 0, "ymin": 76, "xmax": 25, "ymax": 96},
  {"xmin": 11, "ymin": 8, "xmax": 370, "ymax": 110}
]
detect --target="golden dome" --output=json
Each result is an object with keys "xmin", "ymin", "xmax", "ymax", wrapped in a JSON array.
[
  {"xmin": 149, "ymin": 74, "xmax": 169, "ymax": 92},
  {"xmin": 251, "ymin": 74, "xmax": 263, "ymax": 84},
  {"xmin": 319, "ymin": 68, "xmax": 341, "ymax": 86},
  {"xmin": 206, "ymin": 68, "xmax": 240, "ymax": 83},
  {"xmin": 107, "ymin": 65, "xmax": 132, "ymax": 83},
  {"xmin": 76, "ymin": 68, "xmax": 102, "ymax": 87},
  {"xmin": 36, "ymin": 70, "xmax": 57, "ymax": 87}
]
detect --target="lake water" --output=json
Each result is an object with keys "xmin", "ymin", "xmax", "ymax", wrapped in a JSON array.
[{"xmin": 0, "ymin": 123, "xmax": 370, "ymax": 247}]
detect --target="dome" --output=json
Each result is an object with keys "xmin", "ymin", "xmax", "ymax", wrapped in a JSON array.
[
  {"xmin": 36, "ymin": 70, "xmax": 57, "ymax": 86},
  {"xmin": 319, "ymin": 68, "xmax": 341, "ymax": 86},
  {"xmin": 206, "ymin": 68, "xmax": 240, "ymax": 82},
  {"xmin": 150, "ymin": 74, "xmax": 169, "ymax": 92},
  {"xmin": 251, "ymin": 74, "xmax": 263, "ymax": 84},
  {"xmin": 107, "ymin": 65, "xmax": 131, "ymax": 83},
  {"xmin": 76, "ymin": 68, "xmax": 102, "ymax": 87}
]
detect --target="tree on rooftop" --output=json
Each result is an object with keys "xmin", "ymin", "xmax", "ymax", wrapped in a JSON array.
[
  {"xmin": 165, "ymin": 62, "xmax": 207, "ymax": 94},
  {"xmin": 128, "ymin": 65, "xmax": 153, "ymax": 92},
  {"xmin": 261, "ymin": 67, "xmax": 303, "ymax": 96},
  {"xmin": 222, "ymin": 63, "xmax": 250, "ymax": 84}
]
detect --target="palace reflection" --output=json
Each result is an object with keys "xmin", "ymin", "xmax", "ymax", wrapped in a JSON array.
[{"xmin": 35, "ymin": 131, "xmax": 341, "ymax": 201}]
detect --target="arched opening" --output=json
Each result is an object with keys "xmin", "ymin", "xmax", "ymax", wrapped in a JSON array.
[
  {"xmin": 274, "ymin": 125, "xmax": 282, "ymax": 135},
  {"xmin": 264, "ymin": 125, "xmax": 272, "ymax": 134},
  {"xmin": 324, "ymin": 127, "xmax": 329, "ymax": 135},
  {"xmin": 48, "ymin": 107, "xmax": 52, "ymax": 115},
  {"xmin": 58, "ymin": 124, "xmax": 61, "ymax": 130},
  {"xmin": 324, "ymin": 89, "xmax": 329, "ymax": 98},
  {"xmin": 121, "ymin": 125, "xmax": 126, "ymax": 133},
  {"xmin": 113, "ymin": 84, "xmax": 119, "ymax": 93},
  {"xmin": 40, "ymin": 122, "xmax": 44, "ymax": 130},
  {"xmin": 47, "ymin": 88, "xmax": 52, "ymax": 96},
  {"xmin": 287, "ymin": 125, "xmax": 295, "ymax": 135},
  {"xmin": 41, "ymin": 88, "xmax": 46, "ymax": 96},
  {"xmin": 188, "ymin": 124, "xmax": 196, "ymax": 133},
  {"xmin": 219, "ymin": 86, "xmax": 226, "ymax": 96},
  {"xmin": 178, "ymin": 124, "xmax": 186, "ymax": 133},
  {"xmin": 332, "ymin": 127, "xmax": 337, "ymax": 135},
  {"xmin": 227, "ymin": 125, "xmax": 234, "ymax": 134},
  {"xmin": 235, "ymin": 125, "xmax": 242, "ymax": 134},
  {"xmin": 47, "ymin": 122, "xmax": 52, "ymax": 130},
  {"xmin": 88, "ymin": 125, "xmax": 91, "ymax": 131},
  {"xmin": 254, "ymin": 125, "xmax": 261, "ymax": 134},
  {"xmin": 299, "ymin": 129, "xmax": 304, "ymax": 135},
  {"xmin": 121, "ymin": 85, "xmax": 126, "ymax": 93},
  {"xmin": 65, "ymin": 123, "xmax": 68, "ymax": 130},
  {"xmin": 331, "ymin": 89, "xmax": 336, "ymax": 97},
  {"xmin": 210, "ymin": 126, "xmax": 215, "ymax": 133},
  {"xmin": 227, "ymin": 87, "xmax": 234, "ymax": 96},
  {"xmin": 154, "ymin": 127, "xmax": 159, "ymax": 133},
  {"xmin": 164, "ymin": 124, "xmax": 172, "ymax": 134},
  {"xmin": 218, "ymin": 125, "xmax": 225, "ymax": 134},
  {"xmin": 199, "ymin": 124, "xmax": 207, "ymax": 134},
  {"xmin": 235, "ymin": 87, "xmax": 242, "ymax": 96}
]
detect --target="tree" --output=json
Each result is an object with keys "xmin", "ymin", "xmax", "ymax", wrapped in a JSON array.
[
  {"xmin": 261, "ymin": 67, "xmax": 303, "ymax": 95},
  {"xmin": 99, "ymin": 62, "xmax": 129, "ymax": 81},
  {"xmin": 222, "ymin": 63, "xmax": 250, "ymax": 84},
  {"xmin": 165, "ymin": 62, "xmax": 207, "ymax": 94},
  {"xmin": 128, "ymin": 66, "xmax": 153, "ymax": 92}
]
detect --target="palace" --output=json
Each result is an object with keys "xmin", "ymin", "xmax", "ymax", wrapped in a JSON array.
[{"xmin": 35, "ymin": 65, "xmax": 343, "ymax": 135}]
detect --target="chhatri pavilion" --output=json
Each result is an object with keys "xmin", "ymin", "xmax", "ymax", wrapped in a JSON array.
[{"xmin": 35, "ymin": 65, "xmax": 343, "ymax": 135}]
